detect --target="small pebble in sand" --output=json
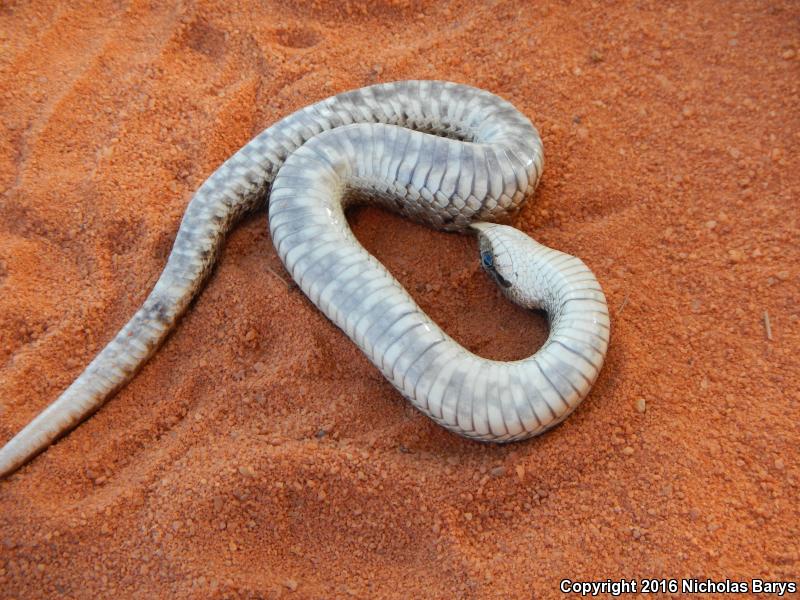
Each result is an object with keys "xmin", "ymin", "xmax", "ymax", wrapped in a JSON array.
[
  {"xmin": 238, "ymin": 466, "xmax": 256, "ymax": 478},
  {"xmin": 635, "ymin": 398, "xmax": 647, "ymax": 414},
  {"xmin": 728, "ymin": 249, "xmax": 745, "ymax": 263},
  {"xmin": 622, "ymin": 446, "xmax": 635, "ymax": 456}
]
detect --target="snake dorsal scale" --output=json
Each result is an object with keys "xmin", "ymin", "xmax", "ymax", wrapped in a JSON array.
[{"xmin": 0, "ymin": 80, "xmax": 609, "ymax": 478}]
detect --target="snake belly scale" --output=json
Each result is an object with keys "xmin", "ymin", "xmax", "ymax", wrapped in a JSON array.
[{"xmin": 0, "ymin": 80, "xmax": 610, "ymax": 478}]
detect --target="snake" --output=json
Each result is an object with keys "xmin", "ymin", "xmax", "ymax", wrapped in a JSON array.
[{"xmin": 0, "ymin": 80, "xmax": 610, "ymax": 478}]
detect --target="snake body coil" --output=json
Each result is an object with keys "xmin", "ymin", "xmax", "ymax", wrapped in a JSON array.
[{"xmin": 0, "ymin": 81, "xmax": 609, "ymax": 478}]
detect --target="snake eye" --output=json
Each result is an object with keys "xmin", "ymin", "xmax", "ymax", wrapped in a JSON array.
[{"xmin": 481, "ymin": 251, "xmax": 494, "ymax": 268}]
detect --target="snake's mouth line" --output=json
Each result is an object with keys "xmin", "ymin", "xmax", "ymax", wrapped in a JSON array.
[{"xmin": 0, "ymin": 80, "xmax": 609, "ymax": 479}]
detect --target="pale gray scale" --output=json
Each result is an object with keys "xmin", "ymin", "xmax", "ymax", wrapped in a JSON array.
[
  {"xmin": 440, "ymin": 82, "xmax": 467, "ymax": 128},
  {"xmin": 392, "ymin": 319, "xmax": 445, "ymax": 391},
  {"xmin": 361, "ymin": 86, "xmax": 394, "ymax": 124},
  {"xmin": 374, "ymin": 128, "xmax": 400, "ymax": 192},
  {"xmin": 345, "ymin": 127, "xmax": 371, "ymax": 181},
  {"xmin": 278, "ymin": 226, "xmax": 340, "ymax": 278},
  {"xmin": 272, "ymin": 149, "xmax": 339, "ymax": 187},
  {"xmin": 469, "ymin": 144, "xmax": 491, "ymax": 203},
  {"xmin": 281, "ymin": 113, "xmax": 322, "ymax": 145},
  {"xmin": 498, "ymin": 368, "xmax": 531, "ymax": 437},
  {"xmin": 386, "ymin": 124, "xmax": 415, "ymax": 189},
  {"xmin": 425, "ymin": 81, "xmax": 444, "ymax": 125},
  {"xmin": 270, "ymin": 126, "xmax": 306, "ymax": 157},
  {"xmin": 535, "ymin": 247, "xmax": 575, "ymax": 270},
  {"xmin": 304, "ymin": 134, "xmax": 356, "ymax": 191},
  {"xmin": 269, "ymin": 215, "xmax": 319, "ymax": 257},
  {"xmin": 291, "ymin": 143, "xmax": 348, "ymax": 185},
  {"xmin": 485, "ymin": 363, "xmax": 512, "ymax": 437},
  {"xmin": 521, "ymin": 364, "xmax": 560, "ymax": 425},
  {"xmin": 362, "ymin": 82, "xmax": 395, "ymax": 114},
  {"xmin": 266, "ymin": 188, "xmax": 335, "ymax": 222},
  {"xmin": 311, "ymin": 254, "xmax": 387, "ymax": 328},
  {"xmin": 321, "ymin": 99, "xmax": 358, "ymax": 133},
  {"xmin": 266, "ymin": 175, "xmax": 321, "ymax": 206},
  {"xmin": 501, "ymin": 147, "xmax": 532, "ymax": 194},
  {"xmin": 530, "ymin": 356, "xmax": 571, "ymax": 414},
  {"xmin": 453, "ymin": 144, "xmax": 476, "ymax": 207},
  {"xmin": 550, "ymin": 333, "xmax": 607, "ymax": 367},
  {"xmin": 458, "ymin": 92, "xmax": 487, "ymax": 130},
  {"xmin": 560, "ymin": 298, "xmax": 609, "ymax": 315},
  {"xmin": 412, "ymin": 343, "xmax": 463, "ymax": 420},
  {"xmin": 554, "ymin": 265, "xmax": 598, "ymax": 287},
  {"xmin": 407, "ymin": 137, "xmax": 436, "ymax": 197},
  {"xmin": 350, "ymin": 286, "xmax": 412, "ymax": 355},
  {"xmin": 320, "ymin": 98, "xmax": 356, "ymax": 127},
  {"xmin": 456, "ymin": 359, "xmax": 488, "ymax": 434},
  {"xmin": 395, "ymin": 131, "xmax": 427, "ymax": 194},
  {"xmin": 422, "ymin": 136, "xmax": 453, "ymax": 202},
  {"xmin": 508, "ymin": 364, "xmax": 543, "ymax": 433},
  {"xmin": 436, "ymin": 360, "xmax": 469, "ymax": 427},
  {"xmin": 426, "ymin": 85, "xmax": 452, "ymax": 129},
  {"xmin": 294, "ymin": 240, "xmax": 353, "ymax": 303},
  {"xmin": 556, "ymin": 290, "xmax": 608, "ymax": 314},
  {"xmin": 490, "ymin": 146, "xmax": 525, "ymax": 202},
  {"xmin": 536, "ymin": 351, "xmax": 585, "ymax": 407},
  {"xmin": 461, "ymin": 360, "xmax": 489, "ymax": 436},
  {"xmin": 376, "ymin": 124, "xmax": 399, "ymax": 185},
  {"xmin": 361, "ymin": 124, "xmax": 382, "ymax": 185},
  {"xmin": 339, "ymin": 278, "xmax": 401, "ymax": 343},
  {"xmin": 437, "ymin": 142, "xmax": 466, "ymax": 204},
  {"xmin": 377, "ymin": 316, "xmax": 430, "ymax": 375},
  {"xmin": 301, "ymin": 103, "xmax": 334, "ymax": 132},
  {"xmin": 545, "ymin": 339, "xmax": 598, "ymax": 385},
  {"xmin": 435, "ymin": 86, "xmax": 463, "ymax": 136},
  {"xmin": 353, "ymin": 87, "xmax": 386, "ymax": 122},
  {"xmin": 315, "ymin": 254, "xmax": 376, "ymax": 327},
  {"xmin": 550, "ymin": 260, "xmax": 593, "ymax": 281},
  {"xmin": 337, "ymin": 90, "xmax": 375, "ymax": 125},
  {"xmin": 405, "ymin": 81, "xmax": 426, "ymax": 126},
  {"xmin": 559, "ymin": 280, "xmax": 606, "ymax": 295},
  {"xmin": 395, "ymin": 334, "xmax": 448, "ymax": 411},
  {"xmin": 364, "ymin": 308, "xmax": 421, "ymax": 368},
  {"xmin": 267, "ymin": 203, "xmax": 319, "ymax": 237},
  {"xmin": 273, "ymin": 207, "xmax": 337, "ymax": 251},
  {"xmin": 558, "ymin": 282, "xmax": 606, "ymax": 301},
  {"xmin": 557, "ymin": 316, "xmax": 611, "ymax": 341},
  {"xmin": 532, "ymin": 262, "xmax": 582, "ymax": 308},
  {"xmin": 412, "ymin": 338, "xmax": 460, "ymax": 414}
]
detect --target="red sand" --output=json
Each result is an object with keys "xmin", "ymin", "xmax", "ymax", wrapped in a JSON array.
[{"xmin": 0, "ymin": 1, "xmax": 798, "ymax": 598}]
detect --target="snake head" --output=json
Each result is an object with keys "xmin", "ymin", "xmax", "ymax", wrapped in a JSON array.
[{"xmin": 471, "ymin": 221, "xmax": 550, "ymax": 311}]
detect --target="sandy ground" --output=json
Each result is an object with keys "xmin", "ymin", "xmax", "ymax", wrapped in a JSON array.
[{"xmin": 0, "ymin": 1, "xmax": 798, "ymax": 598}]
